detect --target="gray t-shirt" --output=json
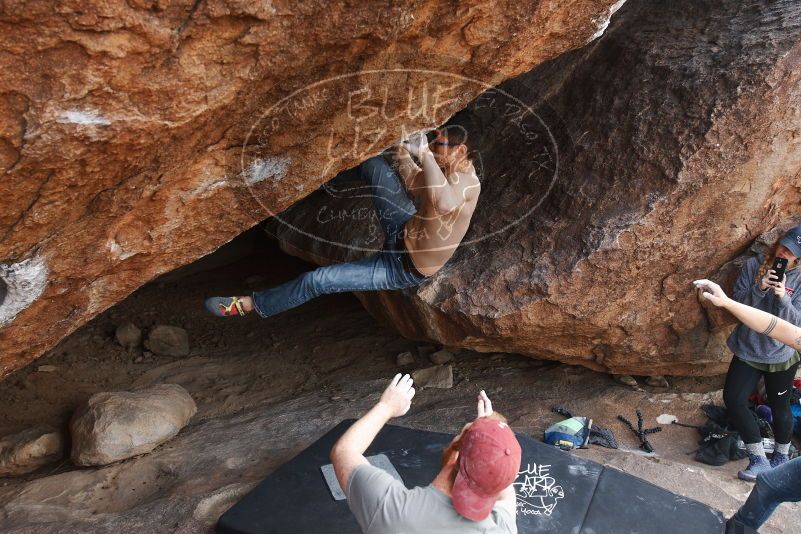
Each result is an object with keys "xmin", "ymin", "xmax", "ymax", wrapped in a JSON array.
[{"xmin": 346, "ymin": 463, "xmax": 517, "ymax": 534}]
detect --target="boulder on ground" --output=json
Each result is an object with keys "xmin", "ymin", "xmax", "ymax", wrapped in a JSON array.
[
  {"xmin": 396, "ymin": 352, "xmax": 415, "ymax": 367},
  {"xmin": 412, "ymin": 365, "xmax": 454, "ymax": 389},
  {"xmin": 614, "ymin": 375, "xmax": 638, "ymax": 387},
  {"xmin": 145, "ymin": 326, "xmax": 189, "ymax": 357},
  {"xmin": 115, "ymin": 322, "xmax": 142, "ymax": 350},
  {"xmin": 0, "ymin": 426, "xmax": 63, "ymax": 476},
  {"xmin": 70, "ymin": 384, "xmax": 197, "ymax": 466},
  {"xmin": 429, "ymin": 349, "xmax": 454, "ymax": 365},
  {"xmin": 646, "ymin": 376, "xmax": 670, "ymax": 388}
]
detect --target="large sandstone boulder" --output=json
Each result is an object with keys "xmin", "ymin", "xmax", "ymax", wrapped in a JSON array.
[
  {"xmin": 0, "ymin": 426, "xmax": 64, "ymax": 476},
  {"xmin": 70, "ymin": 384, "xmax": 197, "ymax": 466},
  {"xmin": 0, "ymin": 0, "xmax": 623, "ymax": 378},
  {"xmin": 266, "ymin": 0, "xmax": 801, "ymax": 375}
]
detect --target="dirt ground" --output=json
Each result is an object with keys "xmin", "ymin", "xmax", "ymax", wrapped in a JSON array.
[{"xmin": 0, "ymin": 231, "xmax": 797, "ymax": 533}]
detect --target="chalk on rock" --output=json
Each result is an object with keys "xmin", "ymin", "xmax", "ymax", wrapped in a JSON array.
[
  {"xmin": 115, "ymin": 322, "xmax": 142, "ymax": 350},
  {"xmin": 412, "ymin": 365, "xmax": 453, "ymax": 389},
  {"xmin": 429, "ymin": 349, "xmax": 454, "ymax": 365},
  {"xmin": 0, "ymin": 425, "xmax": 64, "ymax": 476},
  {"xmin": 646, "ymin": 375, "xmax": 670, "ymax": 388},
  {"xmin": 145, "ymin": 325, "xmax": 189, "ymax": 357},
  {"xmin": 70, "ymin": 383, "xmax": 197, "ymax": 466},
  {"xmin": 396, "ymin": 352, "xmax": 415, "ymax": 367},
  {"xmin": 614, "ymin": 374, "xmax": 638, "ymax": 387}
]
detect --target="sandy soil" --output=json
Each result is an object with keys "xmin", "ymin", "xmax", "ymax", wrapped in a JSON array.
[{"xmin": 0, "ymin": 230, "xmax": 797, "ymax": 533}]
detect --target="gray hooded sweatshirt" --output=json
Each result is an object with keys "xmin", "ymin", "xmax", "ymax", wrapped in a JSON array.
[{"xmin": 727, "ymin": 254, "xmax": 801, "ymax": 364}]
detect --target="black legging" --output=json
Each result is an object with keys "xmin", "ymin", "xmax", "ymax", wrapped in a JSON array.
[{"xmin": 723, "ymin": 356, "xmax": 799, "ymax": 444}]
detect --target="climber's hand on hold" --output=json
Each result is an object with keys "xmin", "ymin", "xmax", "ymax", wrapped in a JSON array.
[
  {"xmin": 400, "ymin": 132, "xmax": 431, "ymax": 159},
  {"xmin": 693, "ymin": 279, "xmax": 731, "ymax": 308}
]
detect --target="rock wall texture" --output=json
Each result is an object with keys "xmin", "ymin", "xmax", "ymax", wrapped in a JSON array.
[
  {"xmin": 266, "ymin": 0, "xmax": 801, "ymax": 375},
  {"xmin": 0, "ymin": 0, "xmax": 624, "ymax": 378}
]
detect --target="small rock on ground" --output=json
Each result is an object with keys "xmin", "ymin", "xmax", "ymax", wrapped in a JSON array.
[
  {"xmin": 396, "ymin": 352, "xmax": 415, "ymax": 367},
  {"xmin": 646, "ymin": 375, "xmax": 670, "ymax": 388},
  {"xmin": 0, "ymin": 425, "xmax": 64, "ymax": 476},
  {"xmin": 656, "ymin": 414, "xmax": 678, "ymax": 425},
  {"xmin": 429, "ymin": 349, "xmax": 454, "ymax": 365},
  {"xmin": 412, "ymin": 365, "xmax": 453, "ymax": 389},
  {"xmin": 115, "ymin": 322, "xmax": 142, "ymax": 350},
  {"xmin": 145, "ymin": 325, "xmax": 189, "ymax": 357},
  {"xmin": 614, "ymin": 374, "xmax": 638, "ymax": 387}
]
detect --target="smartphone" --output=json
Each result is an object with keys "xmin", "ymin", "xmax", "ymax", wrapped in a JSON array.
[{"xmin": 771, "ymin": 257, "xmax": 789, "ymax": 282}]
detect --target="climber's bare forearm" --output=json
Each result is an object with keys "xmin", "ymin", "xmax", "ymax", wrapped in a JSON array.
[
  {"xmin": 723, "ymin": 298, "xmax": 801, "ymax": 350},
  {"xmin": 395, "ymin": 151, "xmax": 421, "ymax": 189},
  {"xmin": 419, "ymin": 151, "xmax": 460, "ymax": 213}
]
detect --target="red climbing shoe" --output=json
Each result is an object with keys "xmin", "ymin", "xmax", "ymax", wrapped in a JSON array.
[{"xmin": 205, "ymin": 296, "xmax": 247, "ymax": 317}]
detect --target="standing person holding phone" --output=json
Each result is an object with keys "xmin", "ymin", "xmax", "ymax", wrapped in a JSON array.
[
  {"xmin": 722, "ymin": 226, "xmax": 801, "ymax": 481},
  {"xmin": 692, "ymin": 278, "xmax": 801, "ymax": 532}
]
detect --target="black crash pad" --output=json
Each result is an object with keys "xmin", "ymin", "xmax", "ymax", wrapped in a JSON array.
[{"xmin": 217, "ymin": 420, "xmax": 725, "ymax": 534}]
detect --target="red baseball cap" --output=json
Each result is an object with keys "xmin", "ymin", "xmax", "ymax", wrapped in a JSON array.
[{"xmin": 451, "ymin": 417, "xmax": 522, "ymax": 521}]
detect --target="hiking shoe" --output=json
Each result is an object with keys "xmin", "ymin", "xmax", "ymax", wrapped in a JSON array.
[
  {"xmin": 205, "ymin": 296, "xmax": 248, "ymax": 317},
  {"xmin": 737, "ymin": 453, "xmax": 771, "ymax": 481},
  {"xmin": 770, "ymin": 452, "xmax": 790, "ymax": 468}
]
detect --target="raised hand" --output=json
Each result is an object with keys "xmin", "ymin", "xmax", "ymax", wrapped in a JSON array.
[
  {"xmin": 693, "ymin": 279, "xmax": 731, "ymax": 307},
  {"xmin": 477, "ymin": 390, "xmax": 493, "ymax": 418},
  {"xmin": 379, "ymin": 373, "xmax": 416, "ymax": 418},
  {"xmin": 400, "ymin": 131, "xmax": 430, "ymax": 159}
]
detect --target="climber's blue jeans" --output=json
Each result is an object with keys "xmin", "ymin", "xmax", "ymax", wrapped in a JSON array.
[
  {"xmin": 251, "ymin": 156, "xmax": 432, "ymax": 318},
  {"xmin": 732, "ymin": 456, "xmax": 801, "ymax": 529}
]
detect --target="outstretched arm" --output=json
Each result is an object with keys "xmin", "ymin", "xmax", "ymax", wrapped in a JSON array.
[
  {"xmin": 694, "ymin": 279, "xmax": 801, "ymax": 351},
  {"xmin": 330, "ymin": 374, "xmax": 416, "ymax": 497}
]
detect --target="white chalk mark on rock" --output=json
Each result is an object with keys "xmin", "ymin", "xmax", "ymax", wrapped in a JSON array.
[
  {"xmin": 244, "ymin": 156, "xmax": 291, "ymax": 185},
  {"xmin": 106, "ymin": 238, "xmax": 137, "ymax": 261},
  {"xmin": 588, "ymin": 0, "xmax": 627, "ymax": 42},
  {"xmin": 0, "ymin": 256, "xmax": 48, "ymax": 328},
  {"xmin": 58, "ymin": 110, "xmax": 112, "ymax": 126}
]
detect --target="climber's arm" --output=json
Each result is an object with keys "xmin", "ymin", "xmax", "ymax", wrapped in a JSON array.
[
  {"xmin": 394, "ymin": 148, "xmax": 422, "ymax": 190},
  {"xmin": 695, "ymin": 279, "xmax": 801, "ymax": 351}
]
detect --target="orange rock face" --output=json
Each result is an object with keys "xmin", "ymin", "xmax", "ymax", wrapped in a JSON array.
[
  {"xmin": 0, "ymin": 1, "xmax": 624, "ymax": 377},
  {"xmin": 266, "ymin": 0, "xmax": 801, "ymax": 375}
]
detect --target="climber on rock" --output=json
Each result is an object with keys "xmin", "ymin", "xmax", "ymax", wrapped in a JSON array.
[{"xmin": 205, "ymin": 111, "xmax": 481, "ymax": 318}]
